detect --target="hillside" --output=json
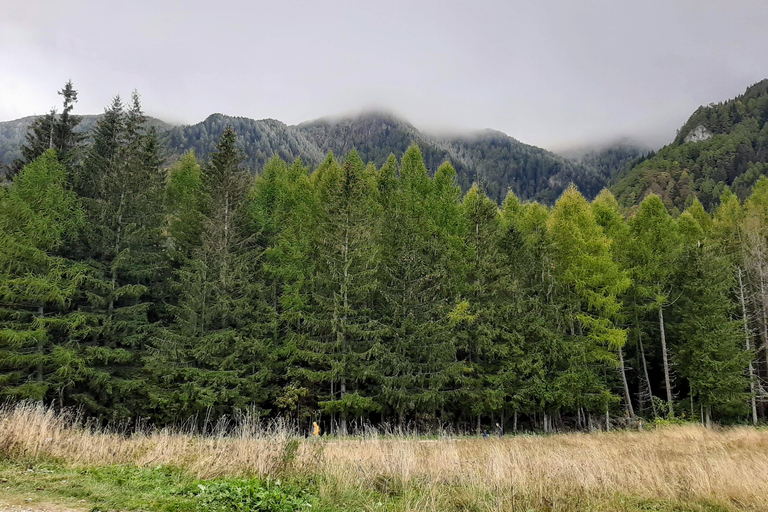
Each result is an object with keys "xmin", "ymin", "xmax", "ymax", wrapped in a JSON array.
[
  {"xmin": 611, "ymin": 79, "xmax": 768, "ymax": 211},
  {"xmin": 560, "ymin": 138, "xmax": 650, "ymax": 181},
  {"xmin": 2, "ymin": 110, "xmax": 616, "ymax": 203},
  {"xmin": 157, "ymin": 111, "xmax": 608, "ymax": 204}
]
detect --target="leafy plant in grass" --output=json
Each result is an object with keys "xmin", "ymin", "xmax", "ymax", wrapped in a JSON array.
[{"xmin": 196, "ymin": 478, "xmax": 314, "ymax": 512}]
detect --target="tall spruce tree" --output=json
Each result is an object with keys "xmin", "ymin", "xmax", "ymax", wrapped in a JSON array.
[
  {"xmin": 674, "ymin": 208, "xmax": 750, "ymax": 425},
  {"xmin": 70, "ymin": 92, "xmax": 166, "ymax": 419},
  {"xmin": 288, "ymin": 151, "xmax": 383, "ymax": 434},
  {"xmin": 149, "ymin": 126, "xmax": 272, "ymax": 423},
  {"xmin": 374, "ymin": 147, "xmax": 466, "ymax": 426}
]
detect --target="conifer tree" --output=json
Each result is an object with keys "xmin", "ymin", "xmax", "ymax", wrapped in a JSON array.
[
  {"xmin": 713, "ymin": 191, "xmax": 760, "ymax": 423},
  {"xmin": 0, "ymin": 150, "xmax": 84, "ymax": 401},
  {"xmin": 455, "ymin": 184, "xmax": 504, "ymax": 428},
  {"xmin": 675, "ymin": 209, "xmax": 750, "ymax": 426},
  {"xmin": 499, "ymin": 195, "xmax": 566, "ymax": 432},
  {"xmin": 165, "ymin": 150, "xmax": 205, "ymax": 264},
  {"xmin": 548, "ymin": 185, "xmax": 630, "ymax": 422},
  {"xmin": 375, "ymin": 147, "xmax": 465, "ymax": 425},
  {"xmin": 70, "ymin": 92, "xmax": 167, "ymax": 418},
  {"xmin": 741, "ymin": 178, "xmax": 768, "ymax": 376},
  {"xmin": 591, "ymin": 189, "xmax": 635, "ymax": 417},
  {"xmin": 288, "ymin": 151, "xmax": 383, "ymax": 433},
  {"xmin": 150, "ymin": 126, "xmax": 272, "ymax": 422},
  {"xmin": 629, "ymin": 194, "xmax": 681, "ymax": 417},
  {"xmin": 13, "ymin": 80, "xmax": 84, "ymax": 174}
]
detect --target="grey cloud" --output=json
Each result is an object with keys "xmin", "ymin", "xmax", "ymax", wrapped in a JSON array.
[{"xmin": 1, "ymin": 0, "xmax": 767, "ymax": 151}]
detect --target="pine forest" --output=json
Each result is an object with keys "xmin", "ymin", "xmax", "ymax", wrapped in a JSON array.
[{"xmin": 5, "ymin": 81, "xmax": 768, "ymax": 434}]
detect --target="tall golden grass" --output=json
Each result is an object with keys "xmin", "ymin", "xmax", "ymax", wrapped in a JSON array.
[{"xmin": 3, "ymin": 401, "xmax": 768, "ymax": 511}]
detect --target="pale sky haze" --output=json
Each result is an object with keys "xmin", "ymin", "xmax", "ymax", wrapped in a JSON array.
[{"xmin": 1, "ymin": 0, "xmax": 766, "ymax": 151}]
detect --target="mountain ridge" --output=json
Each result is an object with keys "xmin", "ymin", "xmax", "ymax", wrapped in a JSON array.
[{"xmin": 0, "ymin": 110, "xmax": 650, "ymax": 204}]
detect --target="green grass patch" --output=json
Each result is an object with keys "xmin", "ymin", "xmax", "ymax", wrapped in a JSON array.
[{"xmin": 0, "ymin": 461, "xmax": 315, "ymax": 512}]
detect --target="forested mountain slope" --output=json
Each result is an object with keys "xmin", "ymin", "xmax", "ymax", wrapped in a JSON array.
[
  {"xmin": 563, "ymin": 139, "xmax": 649, "ymax": 182},
  {"xmin": 612, "ymin": 80, "xmax": 768, "ymax": 211},
  {"xmin": 160, "ymin": 111, "xmax": 607, "ymax": 204},
  {"xmin": 162, "ymin": 113, "xmax": 326, "ymax": 170},
  {"xmin": 2, "ymin": 111, "xmax": 609, "ymax": 203}
]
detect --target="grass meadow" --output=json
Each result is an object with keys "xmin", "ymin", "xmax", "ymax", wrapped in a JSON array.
[{"xmin": 2, "ymin": 402, "xmax": 768, "ymax": 512}]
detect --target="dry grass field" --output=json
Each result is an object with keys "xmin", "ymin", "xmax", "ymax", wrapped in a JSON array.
[{"xmin": 3, "ymin": 402, "xmax": 768, "ymax": 511}]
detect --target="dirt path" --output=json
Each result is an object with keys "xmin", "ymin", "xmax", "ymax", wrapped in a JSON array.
[
  {"xmin": 0, "ymin": 499, "xmax": 85, "ymax": 512},
  {"xmin": 0, "ymin": 506, "xmax": 83, "ymax": 512}
]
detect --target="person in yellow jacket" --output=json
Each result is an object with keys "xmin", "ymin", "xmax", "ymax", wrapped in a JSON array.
[{"xmin": 313, "ymin": 421, "xmax": 320, "ymax": 436}]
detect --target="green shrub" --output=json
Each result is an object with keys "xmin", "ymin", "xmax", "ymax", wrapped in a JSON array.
[{"xmin": 196, "ymin": 477, "xmax": 314, "ymax": 512}]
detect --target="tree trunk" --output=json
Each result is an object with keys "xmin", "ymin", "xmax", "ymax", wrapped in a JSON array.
[
  {"xmin": 659, "ymin": 306, "xmax": 674, "ymax": 417},
  {"xmin": 760, "ymin": 264, "xmax": 768, "ymax": 375},
  {"xmin": 221, "ymin": 193, "xmax": 229, "ymax": 328},
  {"xmin": 513, "ymin": 410, "xmax": 518, "ymax": 434},
  {"xmin": 37, "ymin": 305, "xmax": 44, "ymax": 381},
  {"xmin": 605, "ymin": 406, "xmax": 610, "ymax": 431},
  {"xmin": 739, "ymin": 268, "xmax": 759, "ymax": 425},
  {"xmin": 340, "ymin": 378, "xmax": 347, "ymax": 436},
  {"xmin": 637, "ymin": 316, "xmax": 656, "ymax": 417},
  {"xmin": 619, "ymin": 347, "xmax": 635, "ymax": 418},
  {"xmin": 109, "ymin": 190, "xmax": 126, "ymax": 314}
]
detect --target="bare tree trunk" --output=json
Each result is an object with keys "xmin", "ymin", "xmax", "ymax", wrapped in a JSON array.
[
  {"xmin": 619, "ymin": 347, "xmax": 635, "ymax": 418},
  {"xmin": 739, "ymin": 268, "xmax": 759, "ymax": 425},
  {"xmin": 340, "ymin": 378, "xmax": 347, "ymax": 436},
  {"xmin": 513, "ymin": 410, "xmax": 518, "ymax": 434},
  {"xmin": 330, "ymin": 381, "xmax": 335, "ymax": 435},
  {"xmin": 637, "ymin": 317, "xmax": 656, "ymax": 417},
  {"xmin": 659, "ymin": 306, "xmax": 674, "ymax": 417},
  {"xmin": 605, "ymin": 406, "xmax": 610, "ymax": 431},
  {"xmin": 37, "ymin": 305, "xmax": 44, "ymax": 381}
]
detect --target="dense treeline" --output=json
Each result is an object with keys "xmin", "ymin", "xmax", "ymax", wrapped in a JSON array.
[{"xmin": 2, "ymin": 86, "xmax": 768, "ymax": 433}]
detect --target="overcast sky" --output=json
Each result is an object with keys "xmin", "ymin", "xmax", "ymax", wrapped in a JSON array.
[{"xmin": 1, "ymin": 0, "xmax": 766, "ymax": 151}]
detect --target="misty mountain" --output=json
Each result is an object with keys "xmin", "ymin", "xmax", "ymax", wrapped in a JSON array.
[
  {"xmin": 557, "ymin": 138, "xmax": 650, "ymax": 180},
  {"xmin": 611, "ymin": 79, "xmax": 768, "ymax": 211},
  {"xmin": 158, "ymin": 111, "xmax": 610, "ymax": 204},
  {"xmin": 0, "ymin": 110, "xmax": 641, "ymax": 204}
]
